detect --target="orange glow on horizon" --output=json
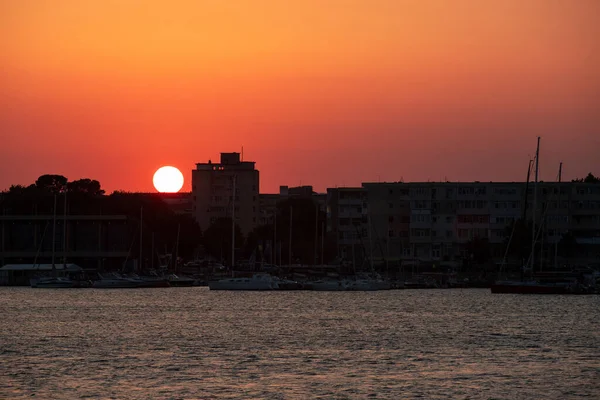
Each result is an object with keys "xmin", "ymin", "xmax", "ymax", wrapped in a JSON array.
[{"xmin": 1, "ymin": 0, "xmax": 598, "ymax": 193}]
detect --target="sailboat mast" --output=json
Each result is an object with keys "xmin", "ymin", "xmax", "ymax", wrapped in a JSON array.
[
  {"xmin": 151, "ymin": 232, "xmax": 155, "ymax": 270},
  {"xmin": 289, "ymin": 206, "xmax": 293, "ymax": 266},
  {"xmin": 231, "ymin": 175, "xmax": 236, "ymax": 269},
  {"xmin": 139, "ymin": 206, "xmax": 143, "ymax": 271},
  {"xmin": 314, "ymin": 201, "xmax": 318, "ymax": 267},
  {"xmin": 63, "ymin": 192, "xmax": 67, "ymax": 268},
  {"xmin": 555, "ymin": 162, "xmax": 562, "ymax": 270},
  {"xmin": 368, "ymin": 211, "xmax": 374, "ymax": 272},
  {"xmin": 321, "ymin": 221, "xmax": 325, "ymax": 266},
  {"xmin": 273, "ymin": 212, "xmax": 277, "ymax": 265},
  {"xmin": 175, "ymin": 223, "xmax": 180, "ymax": 273},
  {"xmin": 532, "ymin": 136, "xmax": 540, "ymax": 271},
  {"xmin": 51, "ymin": 194, "xmax": 57, "ymax": 268}
]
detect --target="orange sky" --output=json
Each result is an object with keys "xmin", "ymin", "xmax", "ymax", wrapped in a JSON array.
[{"xmin": 1, "ymin": 0, "xmax": 598, "ymax": 193}]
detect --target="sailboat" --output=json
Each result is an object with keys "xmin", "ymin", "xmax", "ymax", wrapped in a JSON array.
[
  {"xmin": 491, "ymin": 138, "xmax": 573, "ymax": 294},
  {"xmin": 30, "ymin": 194, "xmax": 75, "ymax": 289}
]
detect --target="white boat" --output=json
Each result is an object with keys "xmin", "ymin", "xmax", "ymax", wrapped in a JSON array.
[
  {"xmin": 92, "ymin": 273, "xmax": 143, "ymax": 289},
  {"xmin": 208, "ymin": 273, "xmax": 279, "ymax": 290},
  {"xmin": 30, "ymin": 276, "xmax": 74, "ymax": 289}
]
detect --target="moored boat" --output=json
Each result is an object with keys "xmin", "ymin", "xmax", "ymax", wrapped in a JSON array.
[
  {"xmin": 30, "ymin": 276, "xmax": 74, "ymax": 289},
  {"xmin": 92, "ymin": 273, "xmax": 143, "ymax": 289},
  {"xmin": 167, "ymin": 274, "xmax": 195, "ymax": 287},
  {"xmin": 208, "ymin": 273, "xmax": 279, "ymax": 290}
]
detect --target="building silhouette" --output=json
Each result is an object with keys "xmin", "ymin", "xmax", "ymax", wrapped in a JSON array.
[
  {"xmin": 192, "ymin": 153, "xmax": 259, "ymax": 235},
  {"xmin": 356, "ymin": 181, "xmax": 600, "ymax": 268}
]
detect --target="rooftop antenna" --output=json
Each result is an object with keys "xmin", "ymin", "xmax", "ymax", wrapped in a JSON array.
[{"xmin": 241, "ymin": 146, "xmax": 244, "ymax": 161}]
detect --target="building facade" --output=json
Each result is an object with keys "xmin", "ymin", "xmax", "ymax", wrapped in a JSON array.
[
  {"xmin": 360, "ymin": 181, "xmax": 600, "ymax": 268},
  {"xmin": 192, "ymin": 153, "xmax": 259, "ymax": 235},
  {"xmin": 0, "ymin": 214, "xmax": 132, "ymax": 271},
  {"xmin": 327, "ymin": 187, "xmax": 368, "ymax": 265}
]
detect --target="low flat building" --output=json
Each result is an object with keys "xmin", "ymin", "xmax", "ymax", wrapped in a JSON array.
[
  {"xmin": 0, "ymin": 263, "xmax": 82, "ymax": 286},
  {"xmin": 0, "ymin": 214, "xmax": 132, "ymax": 270}
]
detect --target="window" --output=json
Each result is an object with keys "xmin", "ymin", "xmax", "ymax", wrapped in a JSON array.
[
  {"xmin": 388, "ymin": 216, "xmax": 394, "ymax": 222},
  {"xmin": 458, "ymin": 229, "xmax": 470, "ymax": 238},
  {"xmin": 446, "ymin": 230, "xmax": 453, "ymax": 238},
  {"xmin": 388, "ymin": 230, "xmax": 394, "ymax": 237}
]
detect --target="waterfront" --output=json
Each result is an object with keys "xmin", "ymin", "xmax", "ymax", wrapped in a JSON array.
[{"xmin": 1, "ymin": 288, "xmax": 598, "ymax": 399}]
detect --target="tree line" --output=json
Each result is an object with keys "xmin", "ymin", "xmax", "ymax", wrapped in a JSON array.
[{"xmin": 1, "ymin": 174, "xmax": 339, "ymax": 267}]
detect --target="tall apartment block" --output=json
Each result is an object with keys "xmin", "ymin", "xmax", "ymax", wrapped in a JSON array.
[
  {"xmin": 329, "ymin": 181, "xmax": 600, "ymax": 268},
  {"xmin": 327, "ymin": 187, "xmax": 368, "ymax": 265},
  {"xmin": 192, "ymin": 153, "xmax": 259, "ymax": 235}
]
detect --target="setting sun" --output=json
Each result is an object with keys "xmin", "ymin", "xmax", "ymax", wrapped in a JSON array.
[{"xmin": 153, "ymin": 166, "xmax": 184, "ymax": 193}]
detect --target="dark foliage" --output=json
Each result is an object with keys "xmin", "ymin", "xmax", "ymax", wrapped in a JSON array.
[
  {"xmin": 202, "ymin": 217, "xmax": 244, "ymax": 265},
  {"xmin": 504, "ymin": 218, "xmax": 533, "ymax": 261},
  {"xmin": 572, "ymin": 172, "xmax": 599, "ymax": 183},
  {"xmin": 1, "ymin": 175, "xmax": 202, "ymax": 267}
]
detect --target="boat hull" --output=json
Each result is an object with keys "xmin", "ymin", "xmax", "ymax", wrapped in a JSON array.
[
  {"xmin": 491, "ymin": 283, "xmax": 570, "ymax": 294},
  {"xmin": 31, "ymin": 282, "xmax": 74, "ymax": 288},
  {"xmin": 92, "ymin": 280, "xmax": 142, "ymax": 289},
  {"xmin": 311, "ymin": 281, "xmax": 348, "ymax": 291},
  {"xmin": 208, "ymin": 281, "xmax": 275, "ymax": 290},
  {"xmin": 169, "ymin": 279, "xmax": 195, "ymax": 287},
  {"xmin": 30, "ymin": 278, "xmax": 74, "ymax": 288}
]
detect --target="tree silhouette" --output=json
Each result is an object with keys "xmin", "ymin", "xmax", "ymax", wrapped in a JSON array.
[
  {"xmin": 202, "ymin": 217, "xmax": 244, "ymax": 265},
  {"xmin": 504, "ymin": 218, "xmax": 533, "ymax": 262},
  {"xmin": 465, "ymin": 236, "xmax": 491, "ymax": 264},
  {"xmin": 35, "ymin": 174, "xmax": 68, "ymax": 193},
  {"xmin": 67, "ymin": 179, "xmax": 105, "ymax": 195},
  {"xmin": 558, "ymin": 231, "xmax": 578, "ymax": 259},
  {"xmin": 572, "ymin": 172, "xmax": 599, "ymax": 183}
]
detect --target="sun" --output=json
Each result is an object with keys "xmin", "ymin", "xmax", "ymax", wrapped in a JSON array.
[{"xmin": 153, "ymin": 166, "xmax": 184, "ymax": 193}]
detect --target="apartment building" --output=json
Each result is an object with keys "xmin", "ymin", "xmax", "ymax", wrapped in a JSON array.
[
  {"xmin": 192, "ymin": 153, "xmax": 259, "ymax": 235},
  {"xmin": 258, "ymin": 185, "xmax": 326, "ymax": 227},
  {"xmin": 360, "ymin": 181, "xmax": 600, "ymax": 267},
  {"xmin": 327, "ymin": 187, "xmax": 368, "ymax": 265}
]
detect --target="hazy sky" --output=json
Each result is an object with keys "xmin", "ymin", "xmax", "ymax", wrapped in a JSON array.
[{"xmin": 1, "ymin": 0, "xmax": 598, "ymax": 193}]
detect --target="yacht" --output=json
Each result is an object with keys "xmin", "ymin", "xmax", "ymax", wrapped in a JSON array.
[
  {"xmin": 167, "ymin": 274, "xmax": 195, "ymax": 287},
  {"xmin": 273, "ymin": 277, "xmax": 304, "ymax": 290},
  {"xmin": 348, "ymin": 273, "xmax": 392, "ymax": 291},
  {"xmin": 92, "ymin": 273, "xmax": 143, "ymax": 289},
  {"xmin": 208, "ymin": 273, "xmax": 279, "ymax": 290},
  {"xmin": 311, "ymin": 279, "xmax": 350, "ymax": 291},
  {"xmin": 30, "ymin": 276, "xmax": 74, "ymax": 289},
  {"xmin": 128, "ymin": 273, "xmax": 170, "ymax": 288}
]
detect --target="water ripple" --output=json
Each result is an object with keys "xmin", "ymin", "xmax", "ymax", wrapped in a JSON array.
[{"xmin": 0, "ymin": 288, "xmax": 598, "ymax": 399}]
